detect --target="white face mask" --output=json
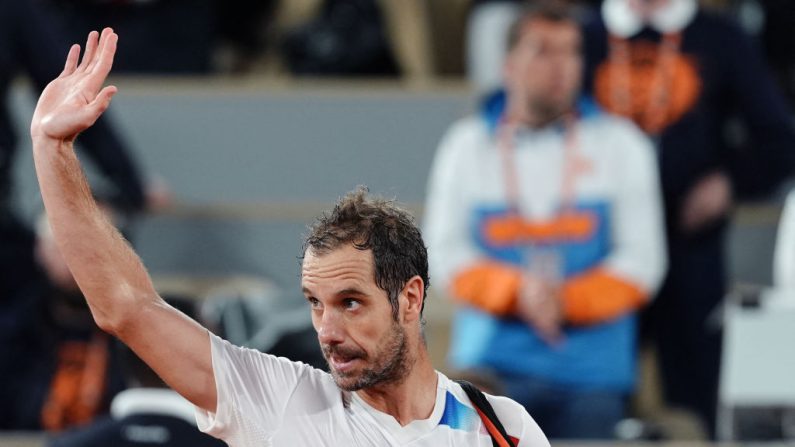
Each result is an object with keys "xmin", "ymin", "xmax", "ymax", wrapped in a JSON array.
[{"xmin": 602, "ymin": 0, "xmax": 698, "ymax": 37}]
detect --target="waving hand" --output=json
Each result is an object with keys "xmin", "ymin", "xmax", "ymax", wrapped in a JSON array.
[
  {"xmin": 31, "ymin": 28, "xmax": 118, "ymax": 142},
  {"xmin": 29, "ymin": 29, "xmax": 217, "ymax": 412}
]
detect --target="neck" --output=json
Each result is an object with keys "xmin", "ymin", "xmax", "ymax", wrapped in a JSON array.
[
  {"xmin": 507, "ymin": 100, "xmax": 570, "ymax": 129},
  {"xmin": 355, "ymin": 344, "xmax": 438, "ymax": 426}
]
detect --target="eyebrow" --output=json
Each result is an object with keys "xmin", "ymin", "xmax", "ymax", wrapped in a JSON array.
[
  {"xmin": 336, "ymin": 288, "xmax": 367, "ymax": 297},
  {"xmin": 301, "ymin": 287, "xmax": 367, "ymax": 298}
]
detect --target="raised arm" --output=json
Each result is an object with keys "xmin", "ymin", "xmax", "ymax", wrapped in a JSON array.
[
  {"xmin": 14, "ymin": 0, "xmax": 146, "ymax": 210},
  {"xmin": 29, "ymin": 29, "xmax": 216, "ymax": 411}
]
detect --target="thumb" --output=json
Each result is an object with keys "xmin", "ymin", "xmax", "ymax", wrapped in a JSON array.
[{"xmin": 86, "ymin": 85, "xmax": 117, "ymax": 122}]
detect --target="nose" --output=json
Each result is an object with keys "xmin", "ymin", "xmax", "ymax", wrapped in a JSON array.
[{"xmin": 316, "ymin": 308, "xmax": 345, "ymax": 346}]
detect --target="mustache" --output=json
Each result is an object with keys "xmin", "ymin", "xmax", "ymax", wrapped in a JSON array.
[{"xmin": 322, "ymin": 344, "xmax": 367, "ymax": 361}]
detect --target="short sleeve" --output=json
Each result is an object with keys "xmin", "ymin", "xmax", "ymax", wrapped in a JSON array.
[
  {"xmin": 487, "ymin": 394, "xmax": 550, "ymax": 447},
  {"xmin": 194, "ymin": 332, "xmax": 316, "ymax": 445}
]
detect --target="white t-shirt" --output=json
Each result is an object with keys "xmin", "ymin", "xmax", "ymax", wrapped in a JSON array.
[{"xmin": 195, "ymin": 333, "xmax": 549, "ymax": 446}]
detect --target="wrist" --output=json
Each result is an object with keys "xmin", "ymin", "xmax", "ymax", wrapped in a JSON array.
[{"xmin": 31, "ymin": 134, "xmax": 74, "ymax": 154}]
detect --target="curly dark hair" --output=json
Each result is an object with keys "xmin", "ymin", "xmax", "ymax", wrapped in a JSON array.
[{"xmin": 302, "ymin": 187, "xmax": 430, "ymax": 320}]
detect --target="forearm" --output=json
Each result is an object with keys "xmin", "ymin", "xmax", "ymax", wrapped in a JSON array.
[
  {"xmin": 450, "ymin": 261, "xmax": 522, "ymax": 315},
  {"xmin": 29, "ymin": 28, "xmax": 217, "ymax": 412},
  {"xmin": 451, "ymin": 261, "xmax": 651, "ymax": 323},
  {"xmin": 32, "ymin": 136, "xmax": 158, "ymax": 332},
  {"xmin": 560, "ymin": 268, "xmax": 648, "ymax": 324},
  {"xmin": 79, "ymin": 117, "xmax": 146, "ymax": 211}
]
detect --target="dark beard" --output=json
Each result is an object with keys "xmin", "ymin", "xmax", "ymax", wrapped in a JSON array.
[
  {"xmin": 527, "ymin": 100, "xmax": 568, "ymax": 126},
  {"xmin": 323, "ymin": 322, "xmax": 412, "ymax": 392}
]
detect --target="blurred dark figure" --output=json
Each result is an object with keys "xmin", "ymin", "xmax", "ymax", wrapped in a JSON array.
[
  {"xmin": 757, "ymin": 0, "xmax": 795, "ymax": 104},
  {"xmin": 281, "ymin": 0, "xmax": 399, "ymax": 76},
  {"xmin": 50, "ymin": 0, "xmax": 215, "ymax": 74},
  {"xmin": 0, "ymin": 0, "xmax": 146, "ymax": 300},
  {"xmin": 0, "ymin": 0, "xmax": 146, "ymax": 428},
  {"xmin": 47, "ymin": 298, "xmax": 225, "ymax": 447},
  {"xmin": 583, "ymin": 0, "xmax": 795, "ymax": 437},
  {"xmin": 0, "ymin": 207, "xmax": 127, "ymax": 430},
  {"xmin": 214, "ymin": 0, "xmax": 279, "ymax": 73}
]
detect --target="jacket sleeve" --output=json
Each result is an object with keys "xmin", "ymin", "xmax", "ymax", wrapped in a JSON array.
[
  {"xmin": 424, "ymin": 120, "xmax": 509, "ymax": 307},
  {"xmin": 721, "ymin": 18, "xmax": 795, "ymax": 198},
  {"xmin": 429, "ymin": 119, "xmax": 668, "ymax": 325},
  {"xmin": 561, "ymin": 120, "xmax": 667, "ymax": 324}
]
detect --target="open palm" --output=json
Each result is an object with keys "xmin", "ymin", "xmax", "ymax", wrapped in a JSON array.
[{"xmin": 31, "ymin": 28, "xmax": 118, "ymax": 142}]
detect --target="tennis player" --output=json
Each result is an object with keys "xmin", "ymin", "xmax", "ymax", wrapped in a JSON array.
[{"xmin": 29, "ymin": 28, "xmax": 548, "ymax": 446}]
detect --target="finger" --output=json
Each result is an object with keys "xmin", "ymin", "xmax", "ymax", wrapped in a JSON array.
[
  {"xmin": 83, "ymin": 29, "xmax": 118, "ymax": 95},
  {"xmin": 88, "ymin": 28, "xmax": 117, "ymax": 76},
  {"xmin": 679, "ymin": 202, "xmax": 704, "ymax": 232},
  {"xmin": 60, "ymin": 44, "xmax": 80, "ymax": 77},
  {"xmin": 78, "ymin": 31, "xmax": 100, "ymax": 72},
  {"xmin": 537, "ymin": 323, "xmax": 563, "ymax": 347},
  {"xmin": 679, "ymin": 190, "xmax": 702, "ymax": 231},
  {"xmin": 84, "ymin": 28, "xmax": 110, "ymax": 73},
  {"xmin": 85, "ymin": 85, "xmax": 118, "ymax": 123},
  {"xmin": 94, "ymin": 85, "xmax": 118, "ymax": 109}
]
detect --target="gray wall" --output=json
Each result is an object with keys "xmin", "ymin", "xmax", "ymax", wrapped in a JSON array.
[
  {"xmin": 9, "ymin": 80, "xmax": 785, "ymax": 292},
  {"xmin": 10, "ymin": 81, "xmax": 471, "ymax": 291}
]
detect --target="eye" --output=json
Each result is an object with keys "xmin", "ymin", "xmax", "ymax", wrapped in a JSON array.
[
  {"xmin": 342, "ymin": 298, "xmax": 361, "ymax": 311},
  {"xmin": 307, "ymin": 297, "xmax": 322, "ymax": 310}
]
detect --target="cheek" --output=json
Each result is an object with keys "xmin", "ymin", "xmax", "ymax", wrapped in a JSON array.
[
  {"xmin": 525, "ymin": 61, "xmax": 555, "ymax": 86},
  {"xmin": 351, "ymin": 318, "xmax": 390, "ymax": 351},
  {"xmin": 569, "ymin": 59, "xmax": 583, "ymax": 79},
  {"xmin": 506, "ymin": 56, "xmax": 535, "ymax": 87},
  {"xmin": 310, "ymin": 312, "xmax": 321, "ymax": 333}
]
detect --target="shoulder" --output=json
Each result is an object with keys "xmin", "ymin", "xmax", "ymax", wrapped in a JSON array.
[
  {"xmin": 208, "ymin": 331, "xmax": 329, "ymax": 384},
  {"xmin": 485, "ymin": 393, "xmax": 550, "ymax": 447},
  {"xmin": 692, "ymin": 9, "xmax": 743, "ymax": 34},
  {"xmin": 442, "ymin": 116, "xmax": 490, "ymax": 145},
  {"xmin": 686, "ymin": 9, "xmax": 752, "ymax": 51},
  {"xmin": 434, "ymin": 115, "xmax": 492, "ymax": 162},
  {"xmin": 578, "ymin": 100, "xmax": 649, "ymax": 143},
  {"xmin": 443, "ymin": 376, "xmax": 549, "ymax": 447}
]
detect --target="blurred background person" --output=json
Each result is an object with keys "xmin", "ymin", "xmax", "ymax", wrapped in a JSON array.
[
  {"xmin": 0, "ymin": 0, "xmax": 147, "ymax": 311},
  {"xmin": 467, "ymin": 0, "xmax": 600, "ymax": 92},
  {"xmin": 0, "ymin": 207, "xmax": 127, "ymax": 430},
  {"xmin": 280, "ymin": 0, "xmax": 399, "ymax": 77},
  {"xmin": 582, "ymin": 0, "xmax": 795, "ymax": 437},
  {"xmin": 424, "ymin": 2, "xmax": 666, "ymax": 439},
  {"xmin": 732, "ymin": 0, "xmax": 795, "ymax": 104},
  {"xmin": 0, "ymin": 0, "xmax": 158, "ymax": 430},
  {"xmin": 214, "ymin": 0, "xmax": 279, "ymax": 74},
  {"xmin": 49, "ymin": 0, "xmax": 216, "ymax": 74},
  {"xmin": 47, "ymin": 298, "xmax": 225, "ymax": 447}
]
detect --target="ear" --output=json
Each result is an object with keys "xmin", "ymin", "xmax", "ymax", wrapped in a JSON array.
[{"xmin": 399, "ymin": 275, "xmax": 425, "ymax": 324}]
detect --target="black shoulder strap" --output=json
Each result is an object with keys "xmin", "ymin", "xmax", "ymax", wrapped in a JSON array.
[{"xmin": 455, "ymin": 380, "xmax": 517, "ymax": 447}]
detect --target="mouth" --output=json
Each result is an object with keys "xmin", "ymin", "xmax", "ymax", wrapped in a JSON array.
[
  {"xmin": 329, "ymin": 355, "xmax": 361, "ymax": 374},
  {"xmin": 323, "ymin": 344, "xmax": 366, "ymax": 375}
]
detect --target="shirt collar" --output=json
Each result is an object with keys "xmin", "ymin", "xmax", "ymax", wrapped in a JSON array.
[
  {"xmin": 350, "ymin": 371, "xmax": 447, "ymax": 444},
  {"xmin": 602, "ymin": 0, "xmax": 698, "ymax": 37}
]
